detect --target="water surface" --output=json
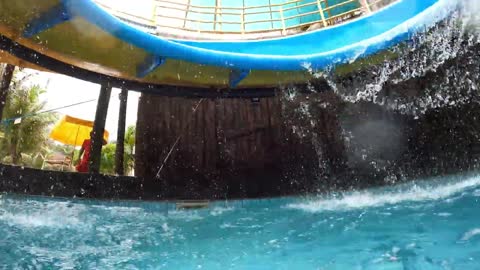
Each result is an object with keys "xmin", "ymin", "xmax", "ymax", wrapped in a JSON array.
[{"xmin": 1, "ymin": 175, "xmax": 480, "ymax": 269}]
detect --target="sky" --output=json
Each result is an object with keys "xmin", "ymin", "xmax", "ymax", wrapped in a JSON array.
[
  {"xmin": 96, "ymin": 0, "xmax": 154, "ymax": 17},
  {"xmin": 24, "ymin": 69, "xmax": 140, "ymax": 142},
  {"xmin": 11, "ymin": 0, "xmax": 154, "ymax": 142}
]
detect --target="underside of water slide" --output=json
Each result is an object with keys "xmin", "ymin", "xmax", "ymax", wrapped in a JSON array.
[{"xmin": 0, "ymin": 0, "xmax": 455, "ymax": 94}]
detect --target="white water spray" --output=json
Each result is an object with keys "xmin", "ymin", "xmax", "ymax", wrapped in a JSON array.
[
  {"xmin": 293, "ymin": 0, "xmax": 480, "ymax": 116},
  {"xmin": 288, "ymin": 175, "xmax": 480, "ymax": 212}
]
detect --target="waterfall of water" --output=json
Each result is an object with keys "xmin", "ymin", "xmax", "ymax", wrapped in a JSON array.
[
  {"xmin": 328, "ymin": 0, "xmax": 480, "ymax": 116},
  {"xmin": 280, "ymin": 0, "xmax": 480, "ymax": 186}
]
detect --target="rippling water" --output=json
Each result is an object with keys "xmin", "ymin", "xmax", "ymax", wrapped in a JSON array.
[{"xmin": 1, "ymin": 174, "xmax": 479, "ymax": 269}]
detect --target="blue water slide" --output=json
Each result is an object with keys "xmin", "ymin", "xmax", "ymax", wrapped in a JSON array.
[{"xmin": 61, "ymin": 0, "xmax": 455, "ymax": 71}]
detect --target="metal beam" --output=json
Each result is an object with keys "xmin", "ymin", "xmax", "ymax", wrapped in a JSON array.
[
  {"xmin": 0, "ymin": 64, "xmax": 15, "ymax": 122},
  {"xmin": 136, "ymin": 54, "xmax": 165, "ymax": 78},
  {"xmin": 115, "ymin": 88, "xmax": 128, "ymax": 175},
  {"xmin": 229, "ymin": 69, "xmax": 250, "ymax": 88},
  {"xmin": 89, "ymin": 83, "xmax": 112, "ymax": 174},
  {"xmin": 23, "ymin": 3, "xmax": 72, "ymax": 38}
]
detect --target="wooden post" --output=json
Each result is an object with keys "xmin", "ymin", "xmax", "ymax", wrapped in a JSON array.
[
  {"xmin": 0, "ymin": 64, "xmax": 15, "ymax": 121},
  {"xmin": 89, "ymin": 83, "xmax": 112, "ymax": 174},
  {"xmin": 115, "ymin": 88, "xmax": 128, "ymax": 175}
]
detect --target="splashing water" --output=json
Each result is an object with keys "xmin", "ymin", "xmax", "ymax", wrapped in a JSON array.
[
  {"xmin": 278, "ymin": 0, "xmax": 480, "ymax": 182},
  {"xmin": 288, "ymin": 174, "xmax": 480, "ymax": 212},
  {"xmin": 294, "ymin": 0, "xmax": 480, "ymax": 117}
]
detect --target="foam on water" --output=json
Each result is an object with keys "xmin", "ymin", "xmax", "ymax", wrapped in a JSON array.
[
  {"xmin": 210, "ymin": 206, "xmax": 235, "ymax": 216},
  {"xmin": 288, "ymin": 175, "xmax": 480, "ymax": 212},
  {"xmin": 0, "ymin": 200, "xmax": 87, "ymax": 228},
  {"xmin": 460, "ymin": 228, "xmax": 480, "ymax": 241},
  {"xmin": 167, "ymin": 210, "xmax": 204, "ymax": 221}
]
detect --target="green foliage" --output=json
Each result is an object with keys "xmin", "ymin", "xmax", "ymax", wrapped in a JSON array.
[
  {"xmin": 0, "ymin": 71, "xmax": 57, "ymax": 166},
  {"xmin": 99, "ymin": 125, "xmax": 136, "ymax": 175},
  {"xmin": 124, "ymin": 125, "xmax": 136, "ymax": 174},
  {"xmin": 100, "ymin": 143, "xmax": 116, "ymax": 174}
]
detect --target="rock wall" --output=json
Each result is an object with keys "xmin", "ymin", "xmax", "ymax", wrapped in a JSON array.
[{"xmin": 135, "ymin": 66, "xmax": 480, "ymax": 198}]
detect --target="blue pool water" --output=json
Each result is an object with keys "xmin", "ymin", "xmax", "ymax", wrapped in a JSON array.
[{"xmin": 1, "ymin": 174, "xmax": 480, "ymax": 269}]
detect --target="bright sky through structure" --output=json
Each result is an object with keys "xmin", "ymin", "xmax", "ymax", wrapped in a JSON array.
[
  {"xmin": 96, "ymin": 0, "xmax": 155, "ymax": 17},
  {"xmin": 24, "ymin": 69, "xmax": 139, "ymax": 142}
]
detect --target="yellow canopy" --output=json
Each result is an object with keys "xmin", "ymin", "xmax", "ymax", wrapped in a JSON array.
[{"xmin": 50, "ymin": 115, "xmax": 109, "ymax": 147}]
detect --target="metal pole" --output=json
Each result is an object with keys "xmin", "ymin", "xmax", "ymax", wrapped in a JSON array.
[
  {"xmin": 0, "ymin": 64, "xmax": 15, "ymax": 121},
  {"xmin": 361, "ymin": 0, "xmax": 372, "ymax": 13},
  {"xmin": 71, "ymin": 126, "xmax": 80, "ymax": 166},
  {"xmin": 280, "ymin": 7, "xmax": 286, "ymax": 34},
  {"xmin": 316, "ymin": 0, "xmax": 328, "ymax": 27},
  {"xmin": 89, "ymin": 83, "xmax": 112, "ymax": 174},
  {"xmin": 115, "ymin": 88, "xmax": 128, "ymax": 175}
]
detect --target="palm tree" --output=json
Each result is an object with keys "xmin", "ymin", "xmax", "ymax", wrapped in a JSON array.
[{"xmin": 0, "ymin": 73, "xmax": 57, "ymax": 166}]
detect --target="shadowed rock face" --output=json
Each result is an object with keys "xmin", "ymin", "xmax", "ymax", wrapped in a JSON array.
[
  {"xmin": 289, "ymin": 16, "xmax": 480, "ymax": 188},
  {"xmin": 294, "ymin": 16, "xmax": 479, "ymax": 184}
]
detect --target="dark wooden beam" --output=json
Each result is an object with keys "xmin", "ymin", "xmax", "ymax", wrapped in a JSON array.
[
  {"xmin": 0, "ymin": 64, "xmax": 15, "ymax": 121},
  {"xmin": 89, "ymin": 83, "xmax": 112, "ymax": 174},
  {"xmin": 115, "ymin": 88, "xmax": 128, "ymax": 175}
]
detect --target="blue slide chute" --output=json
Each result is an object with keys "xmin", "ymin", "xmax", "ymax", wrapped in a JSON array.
[{"xmin": 37, "ymin": 0, "xmax": 455, "ymax": 72}]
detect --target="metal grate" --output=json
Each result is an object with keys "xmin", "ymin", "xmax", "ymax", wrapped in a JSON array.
[{"xmin": 93, "ymin": 0, "xmax": 399, "ymax": 38}]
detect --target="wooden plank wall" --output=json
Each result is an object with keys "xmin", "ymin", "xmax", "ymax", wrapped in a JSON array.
[{"xmin": 135, "ymin": 91, "xmax": 345, "ymax": 198}]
